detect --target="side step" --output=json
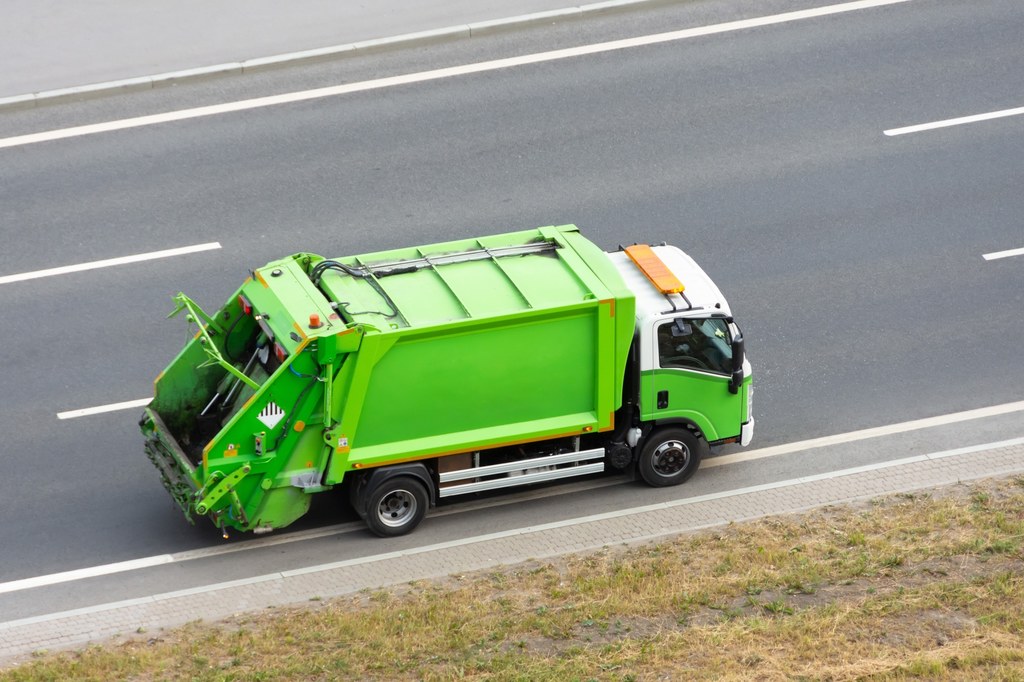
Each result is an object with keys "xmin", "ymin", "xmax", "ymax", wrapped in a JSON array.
[{"xmin": 437, "ymin": 448, "xmax": 605, "ymax": 498}]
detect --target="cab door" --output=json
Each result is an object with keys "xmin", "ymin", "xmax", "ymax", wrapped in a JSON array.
[{"xmin": 643, "ymin": 316, "xmax": 743, "ymax": 442}]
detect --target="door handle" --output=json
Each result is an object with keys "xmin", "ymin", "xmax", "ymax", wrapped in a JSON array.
[{"xmin": 657, "ymin": 390, "xmax": 669, "ymax": 409}]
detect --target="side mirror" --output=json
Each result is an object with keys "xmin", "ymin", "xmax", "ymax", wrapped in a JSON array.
[{"xmin": 728, "ymin": 334, "xmax": 744, "ymax": 394}]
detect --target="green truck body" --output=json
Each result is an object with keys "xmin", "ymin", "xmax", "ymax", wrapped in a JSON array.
[{"xmin": 141, "ymin": 225, "xmax": 753, "ymax": 537}]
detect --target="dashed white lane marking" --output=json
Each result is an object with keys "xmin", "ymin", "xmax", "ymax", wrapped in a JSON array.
[
  {"xmin": 57, "ymin": 398, "xmax": 152, "ymax": 420},
  {"xmin": 884, "ymin": 106, "xmax": 1024, "ymax": 136},
  {"xmin": 0, "ymin": 0, "xmax": 910, "ymax": 150},
  {"xmin": 0, "ymin": 242, "xmax": 221, "ymax": 285},
  {"xmin": 983, "ymin": 246, "xmax": 1024, "ymax": 261}
]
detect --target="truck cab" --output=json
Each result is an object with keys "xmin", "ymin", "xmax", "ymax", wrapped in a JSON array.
[{"xmin": 607, "ymin": 244, "xmax": 753, "ymax": 451}]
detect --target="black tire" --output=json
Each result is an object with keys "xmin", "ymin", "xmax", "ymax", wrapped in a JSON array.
[
  {"xmin": 638, "ymin": 427, "xmax": 705, "ymax": 487},
  {"xmin": 365, "ymin": 476, "xmax": 429, "ymax": 538}
]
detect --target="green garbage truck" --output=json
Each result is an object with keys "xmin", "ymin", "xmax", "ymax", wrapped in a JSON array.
[{"xmin": 141, "ymin": 225, "xmax": 753, "ymax": 537}]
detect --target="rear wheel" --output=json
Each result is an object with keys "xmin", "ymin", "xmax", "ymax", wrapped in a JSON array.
[
  {"xmin": 365, "ymin": 476, "xmax": 428, "ymax": 537},
  {"xmin": 638, "ymin": 427, "xmax": 704, "ymax": 487}
]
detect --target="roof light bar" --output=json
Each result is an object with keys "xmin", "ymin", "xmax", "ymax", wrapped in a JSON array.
[{"xmin": 624, "ymin": 244, "xmax": 685, "ymax": 294}]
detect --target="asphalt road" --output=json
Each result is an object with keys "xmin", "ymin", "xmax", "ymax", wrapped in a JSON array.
[{"xmin": 0, "ymin": 0, "xmax": 1022, "ymax": 621}]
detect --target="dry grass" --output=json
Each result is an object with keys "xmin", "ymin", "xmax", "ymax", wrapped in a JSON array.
[{"xmin": 4, "ymin": 476, "xmax": 1024, "ymax": 681}]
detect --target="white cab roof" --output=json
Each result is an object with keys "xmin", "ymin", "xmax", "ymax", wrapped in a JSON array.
[{"xmin": 604, "ymin": 245, "xmax": 732, "ymax": 325}]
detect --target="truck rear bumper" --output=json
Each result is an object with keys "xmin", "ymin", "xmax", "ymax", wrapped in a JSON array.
[{"xmin": 140, "ymin": 408, "xmax": 201, "ymax": 524}]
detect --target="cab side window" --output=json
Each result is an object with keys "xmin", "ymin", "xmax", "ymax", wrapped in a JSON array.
[{"xmin": 658, "ymin": 318, "xmax": 732, "ymax": 374}]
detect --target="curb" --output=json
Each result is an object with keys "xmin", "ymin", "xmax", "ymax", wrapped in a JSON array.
[{"xmin": 0, "ymin": 0, "xmax": 677, "ymax": 112}]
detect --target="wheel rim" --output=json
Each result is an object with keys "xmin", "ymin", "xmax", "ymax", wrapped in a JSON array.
[
  {"xmin": 651, "ymin": 440, "xmax": 690, "ymax": 478},
  {"xmin": 376, "ymin": 488, "xmax": 418, "ymax": 528}
]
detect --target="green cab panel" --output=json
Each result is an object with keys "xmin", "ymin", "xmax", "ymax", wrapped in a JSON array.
[{"xmin": 639, "ymin": 368, "xmax": 744, "ymax": 442}]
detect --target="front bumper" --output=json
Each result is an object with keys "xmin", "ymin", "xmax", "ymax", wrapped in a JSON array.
[{"xmin": 740, "ymin": 418, "xmax": 755, "ymax": 447}]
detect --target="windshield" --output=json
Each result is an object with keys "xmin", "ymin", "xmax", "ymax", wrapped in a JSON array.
[{"xmin": 658, "ymin": 317, "xmax": 733, "ymax": 375}]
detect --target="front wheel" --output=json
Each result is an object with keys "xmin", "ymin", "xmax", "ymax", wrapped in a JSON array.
[
  {"xmin": 638, "ymin": 427, "xmax": 705, "ymax": 487},
  {"xmin": 365, "ymin": 476, "xmax": 429, "ymax": 538}
]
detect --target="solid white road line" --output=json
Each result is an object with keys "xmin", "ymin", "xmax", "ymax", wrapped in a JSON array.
[
  {"xmin": 884, "ymin": 106, "xmax": 1024, "ymax": 136},
  {"xmin": 0, "ymin": 0, "xmax": 700, "ymax": 109},
  {"xmin": 0, "ymin": 556, "xmax": 173, "ymax": 596},
  {"xmin": 0, "ymin": 0, "xmax": 910, "ymax": 151},
  {"xmin": 983, "ymin": 246, "xmax": 1024, "ymax": 261},
  {"xmin": 12, "ymin": 399, "xmax": 1024, "ymax": 597},
  {"xmin": 284, "ymin": 435, "xmax": 1024, "ymax": 578},
  {"xmin": 0, "ymin": 242, "xmax": 221, "ymax": 285},
  {"xmin": 703, "ymin": 399, "xmax": 1024, "ymax": 468},
  {"xmin": 57, "ymin": 398, "xmax": 152, "ymax": 420},
  {"xmin": 2, "ymin": 434, "xmax": 1021, "ymax": 621}
]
